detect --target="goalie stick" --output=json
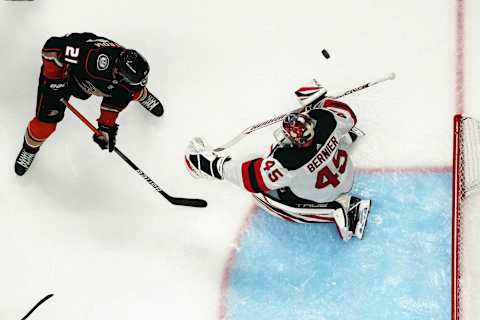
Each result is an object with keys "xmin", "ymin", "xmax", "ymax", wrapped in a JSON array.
[
  {"xmin": 214, "ymin": 72, "xmax": 396, "ymax": 152},
  {"xmin": 61, "ymin": 99, "xmax": 208, "ymax": 208}
]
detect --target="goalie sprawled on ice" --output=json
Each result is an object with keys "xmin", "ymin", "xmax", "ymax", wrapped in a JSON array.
[{"xmin": 185, "ymin": 81, "xmax": 371, "ymax": 241}]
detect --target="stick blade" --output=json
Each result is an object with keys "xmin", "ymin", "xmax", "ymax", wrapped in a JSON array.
[{"xmin": 165, "ymin": 196, "xmax": 208, "ymax": 208}]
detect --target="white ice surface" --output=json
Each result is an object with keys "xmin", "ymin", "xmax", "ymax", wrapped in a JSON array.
[{"xmin": 0, "ymin": 0, "xmax": 477, "ymax": 319}]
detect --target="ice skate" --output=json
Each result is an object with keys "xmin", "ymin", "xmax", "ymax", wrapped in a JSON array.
[
  {"xmin": 139, "ymin": 90, "xmax": 164, "ymax": 117},
  {"xmin": 15, "ymin": 144, "xmax": 38, "ymax": 176}
]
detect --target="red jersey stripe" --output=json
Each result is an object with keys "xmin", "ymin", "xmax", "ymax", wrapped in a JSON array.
[
  {"xmin": 323, "ymin": 100, "xmax": 357, "ymax": 125},
  {"xmin": 241, "ymin": 160, "xmax": 255, "ymax": 193},
  {"xmin": 253, "ymin": 159, "xmax": 270, "ymax": 193}
]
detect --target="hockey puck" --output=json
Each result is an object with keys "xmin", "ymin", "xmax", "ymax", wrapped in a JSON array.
[{"xmin": 321, "ymin": 49, "xmax": 330, "ymax": 59}]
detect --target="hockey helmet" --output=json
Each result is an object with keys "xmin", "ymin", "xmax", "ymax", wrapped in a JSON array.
[
  {"xmin": 282, "ymin": 113, "xmax": 316, "ymax": 147},
  {"xmin": 116, "ymin": 49, "xmax": 149, "ymax": 86}
]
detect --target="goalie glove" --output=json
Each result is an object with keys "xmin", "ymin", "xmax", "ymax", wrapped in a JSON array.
[
  {"xmin": 295, "ymin": 79, "xmax": 327, "ymax": 110},
  {"xmin": 185, "ymin": 137, "xmax": 231, "ymax": 180}
]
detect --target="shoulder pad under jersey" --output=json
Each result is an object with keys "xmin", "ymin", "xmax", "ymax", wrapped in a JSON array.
[
  {"xmin": 307, "ymin": 109, "xmax": 337, "ymax": 146},
  {"xmin": 272, "ymin": 145, "xmax": 318, "ymax": 171}
]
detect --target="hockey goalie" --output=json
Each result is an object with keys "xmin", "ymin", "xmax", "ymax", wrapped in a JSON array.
[{"xmin": 185, "ymin": 81, "xmax": 371, "ymax": 241}]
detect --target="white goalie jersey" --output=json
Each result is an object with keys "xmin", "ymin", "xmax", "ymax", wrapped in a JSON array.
[{"xmin": 223, "ymin": 99, "xmax": 357, "ymax": 204}]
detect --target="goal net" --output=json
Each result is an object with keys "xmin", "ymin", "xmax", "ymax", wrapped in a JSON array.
[{"xmin": 452, "ymin": 114, "xmax": 480, "ymax": 320}]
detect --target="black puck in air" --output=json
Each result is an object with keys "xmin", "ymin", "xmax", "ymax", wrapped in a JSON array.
[{"xmin": 321, "ymin": 49, "xmax": 330, "ymax": 59}]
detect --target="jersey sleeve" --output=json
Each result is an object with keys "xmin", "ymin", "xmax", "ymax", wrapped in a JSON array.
[
  {"xmin": 100, "ymin": 91, "xmax": 132, "ymax": 113},
  {"xmin": 223, "ymin": 156, "xmax": 294, "ymax": 193},
  {"xmin": 41, "ymin": 36, "xmax": 69, "ymax": 79},
  {"xmin": 97, "ymin": 87, "xmax": 136, "ymax": 125},
  {"xmin": 319, "ymin": 99, "xmax": 357, "ymax": 135},
  {"xmin": 100, "ymin": 78, "xmax": 145, "ymax": 112},
  {"xmin": 40, "ymin": 33, "xmax": 99, "ymax": 77}
]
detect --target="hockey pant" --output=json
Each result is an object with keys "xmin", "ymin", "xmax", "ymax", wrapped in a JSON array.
[{"xmin": 24, "ymin": 71, "xmax": 94, "ymax": 150}]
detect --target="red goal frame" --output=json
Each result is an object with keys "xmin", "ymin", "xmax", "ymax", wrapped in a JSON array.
[
  {"xmin": 451, "ymin": 113, "xmax": 473, "ymax": 320},
  {"xmin": 452, "ymin": 114, "xmax": 461, "ymax": 320}
]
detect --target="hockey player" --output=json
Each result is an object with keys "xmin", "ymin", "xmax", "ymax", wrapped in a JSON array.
[
  {"xmin": 185, "ymin": 81, "xmax": 371, "ymax": 241},
  {"xmin": 15, "ymin": 32, "xmax": 164, "ymax": 176}
]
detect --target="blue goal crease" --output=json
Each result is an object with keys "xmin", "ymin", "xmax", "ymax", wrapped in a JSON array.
[{"xmin": 225, "ymin": 172, "xmax": 452, "ymax": 320}]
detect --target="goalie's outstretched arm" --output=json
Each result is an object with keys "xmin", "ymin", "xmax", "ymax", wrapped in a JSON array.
[{"xmin": 185, "ymin": 138, "xmax": 291, "ymax": 193}]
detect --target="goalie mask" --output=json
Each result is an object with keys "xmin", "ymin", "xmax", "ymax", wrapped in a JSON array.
[{"xmin": 282, "ymin": 113, "xmax": 316, "ymax": 148}]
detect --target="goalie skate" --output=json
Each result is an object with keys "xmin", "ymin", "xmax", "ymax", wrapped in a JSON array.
[{"xmin": 347, "ymin": 197, "xmax": 371, "ymax": 240}]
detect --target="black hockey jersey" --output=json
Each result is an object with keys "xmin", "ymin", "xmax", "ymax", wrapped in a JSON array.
[{"xmin": 42, "ymin": 32, "xmax": 143, "ymax": 112}]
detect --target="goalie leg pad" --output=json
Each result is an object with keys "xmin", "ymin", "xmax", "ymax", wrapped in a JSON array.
[
  {"xmin": 252, "ymin": 193, "xmax": 338, "ymax": 223},
  {"xmin": 253, "ymin": 192, "xmax": 359, "ymax": 241}
]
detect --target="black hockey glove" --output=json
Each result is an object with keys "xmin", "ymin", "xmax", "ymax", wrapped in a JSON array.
[{"xmin": 93, "ymin": 123, "xmax": 118, "ymax": 152}]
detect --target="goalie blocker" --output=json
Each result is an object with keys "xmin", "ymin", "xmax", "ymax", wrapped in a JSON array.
[{"xmin": 185, "ymin": 82, "xmax": 372, "ymax": 241}]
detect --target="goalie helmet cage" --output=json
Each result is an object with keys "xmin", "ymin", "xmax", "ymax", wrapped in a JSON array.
[{"xmin": 452, "ymin": 114, "xmax": 480, "ymax": 320}]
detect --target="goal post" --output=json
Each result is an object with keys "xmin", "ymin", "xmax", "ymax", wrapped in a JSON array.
[{"xmin": 452, "ymin": 114, "xmax": 480, "ymax": 320}]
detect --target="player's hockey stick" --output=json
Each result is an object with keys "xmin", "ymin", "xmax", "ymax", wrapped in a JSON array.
[
  {"xmin": 21, "ymin": 294, "xmax": 54, "ymax": 320},
  {"xmin": 213, "ymin": 72, "xmax": 396, "ymax": 152},
  {"xmin": 61, "ymin": 99, "xmax": 207, "ymax": 208}
]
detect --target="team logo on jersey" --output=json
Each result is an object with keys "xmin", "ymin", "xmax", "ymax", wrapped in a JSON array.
[{"xmin": 97, "ymin": 54, "xmax": 110, "ymax": 71}]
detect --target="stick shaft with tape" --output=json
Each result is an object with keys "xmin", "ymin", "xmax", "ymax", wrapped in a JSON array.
[
  {"xmin": 61, "ymin": 99, "xmax": 208, "ymax": 208},
  {"xmin": 214, "ymin": 72, "xmax": 395, "ymax": 152}
]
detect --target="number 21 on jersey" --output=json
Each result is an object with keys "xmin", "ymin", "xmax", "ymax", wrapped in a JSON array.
[{"xmin": 65, "ymin": 46, "xmax": 79, "ymax": 64}]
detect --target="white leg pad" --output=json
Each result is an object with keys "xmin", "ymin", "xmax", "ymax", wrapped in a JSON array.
[
  {"xmin": 252, "ymin": 193, "xmax": 354, "ymax": 241},
  {"xmin": 333, "ymin": 208, "xmax": 353, "ymax": 241}
]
